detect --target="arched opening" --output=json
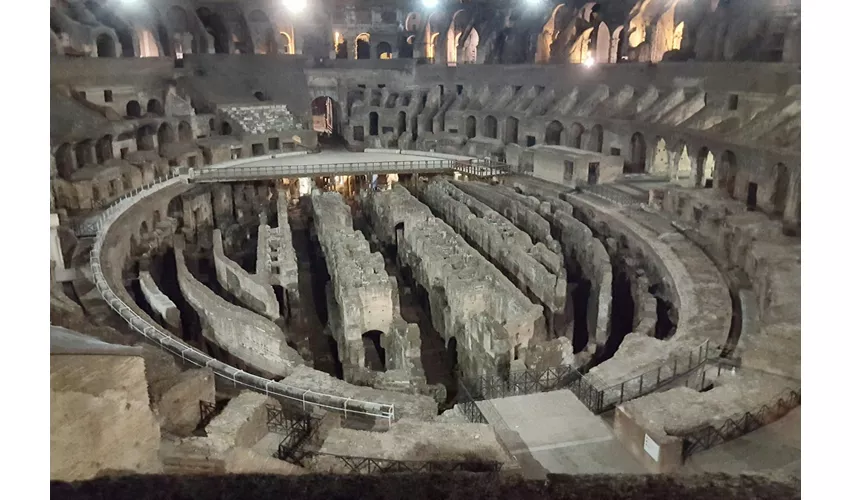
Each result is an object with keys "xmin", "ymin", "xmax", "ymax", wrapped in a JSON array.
[
  {"xmin": 569, "ymin": 27, "xmax": 594, "ymax": 64},
  {"xmin": 483, "ymin": 115, "xmax": 497, "ymax": 139},
  {"xmin": 126, "ymin": 100, "xmax": 142, "ymax": 118},
  {"xmin": 221, "ymin": 122, "xmax": 233, "ymax": 135},
  {"xmin": 376, "ymin": 41, "xmax": 392, "ymax": 59},
  {"xmin": 254, "ymin": 91, "xmax": 267, "ymax": 101},
  {"xmin": 446, "ymin": 10, "xmax": 471, "ymax": 66},
  {"xmin": 771, "ymin": 163, "xmax": 790, "ymax": 215},
  {"xmin": 397, "ymin": 111, "xmax": 407, "ymax": 134},
  {"xmin": 196, "ymin": 7, "xmax": 230, "ymax": 54},
  {"xmin": 568, "ymin": 123, "xmax": 585, "ymax": 148},
  {"xmin": 355, "ymin": 33, "xmax": 371, "ymax": 59},
  {"xmin": 361, "ymin": 330, "xmax": 386, "ymax": 372},
  {"xmin": 279, "ymin": 32, "xmax": 294, "ymax": 54},
  {"xmin": 84, "ymin": 1, "xmax": 135, "ymax": 56},
  {"xmin": 650, "ymin": 137, "xmax": 669, "ymax": 175},
  {"xmin": 460, "ymin": 28, "xmax": 478, "ymax": 63},
  {"xmin": 95, "ymin": 34, "xmax": 116, "ymax": 58},
  {"xmin": 158, "ymin": 123, "xmax": 176, "ymax": 150},
  {"xmin": 695, "ymin": 147, "xmax": 715, "ymax": 188},
  {"xmin": 334, "ymin": 32, "xmax": 347, "ymax": 59},
  {"xmin": 139, "ymin": 220, "xmax": 149, "ymax": 238},
  {"xmin": 167, "ymin": 195, "xmax": 184, "ymax": 219},
  {"xmin": 465, "ymin": 116, "xmax": 477, "ymax": 138},
  {"xmin": 400, "ymin": 35, "xmax": 415, "ymax": 58},
  {"xmin": 545, "ymin": 120, "xmax": 564, "ymax": 145},
  {"xmin": 588, "ymin": 125, "xmax": 604, "ymax": 152},
  {"xmin": 536, "ymin": 4, "xmax": 566, "ymax": 63},
  {"xmin": 628, "ymin": 133, "xmax": 647, "ymax": 174},
  {"xmin": 75, "ymin": 141, "xmax": 93, "ymax": 168},
  {"xmin": 178, "ymin": 122, "xmax": 192, "ymax": 142},
  {"xmin": 428, "ymin": 32, "xmax": 440, "ymax": 60},
  {"xmin": 95, "ymin": 135, "xmax": 113, "ymax": 163},
  {"xmin": 137, "ymin": 29, "xmax": 161, "ymax": 57},
  {"xmin": 610, "ymin": 25, "xmax": 625, "ymax": 63},
  {"xmin": 675, "ymin": 145, "xmax": 693, "ymax": 183},
  {"xmin": 405, "ymin": 13, "xmax": 423, "ymax": 33},
  {"xmin": 719, "ymin": 150, "xmax": 738, "ymax": 198},
  {"xmin": 146, "ymin": 99, "xmax": 164, "ymax": 116},
  {"xmin": 55, "ymin": 144, "xmax": 75, "ymax": 178},
  {"xmin": 505, "ymin": 116, "xmax": 519, "ymax": 144},
  {"xmin": 369, "ymin": 112, "xmax": 379, "ymax": 136},
  {"xmin": 136, "ymin": 125, "xmax": 156, "ymax": 151}
]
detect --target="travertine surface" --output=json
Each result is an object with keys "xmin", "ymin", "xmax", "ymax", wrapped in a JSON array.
[
  {"xmin": 212, "ymin": 229, "xmax": 280, "ymax": 320},
  {"xmin": 174, "ymin": 235, "xmax": 303, "ymax": 377},
  {"xmin": 365, "ymin": 186, "xmax": 545, "ymax": 378}
]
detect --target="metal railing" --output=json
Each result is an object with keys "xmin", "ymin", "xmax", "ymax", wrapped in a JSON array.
[
  {"xmin": 190, "ymin": 158, "xmax": 513, "ymax": 183},
  {"xmin": 86, "ymin": 169, "xmax": 397, "ymax": 425},
  {"xmin": 268, "ymin": 405, "xmax": 320, "ymax": 467},
  {"xmin": 455, "ymin": 340, "xmax": 713, "ymax": 414},
  {"xmin": 681, "ymin": 387, "xmax": 801, "ymax": 459},
  {"xmin": 301, "ymin": 451, "xmax": 503, "ymax": 474}
]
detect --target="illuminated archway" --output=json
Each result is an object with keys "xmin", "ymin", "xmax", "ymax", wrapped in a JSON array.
[
  {"xmin": 355, "ymin": 33, "xmax": 371, "ymax": 59},
  {"xmin": 377, "ymin": 41, "xmax": 392, "ymax": 59}
]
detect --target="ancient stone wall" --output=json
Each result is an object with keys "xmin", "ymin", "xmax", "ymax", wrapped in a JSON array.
[
  {"xmin": 50, "ymin": 354, "xmax": 162, "ymax": 481},
  {"xmin": 421, "ymin": 178, "xmax": 566, "ymax": 317},
  {"xmin": 211, "ymin": 229, "xmax": 279, "ymax": 320},
  {"xmin": 139, "ymin": 270, "xmax": 182, "ymax": 333},
  {"xmin": 365, "ymin": 186, "xmax": 545, "ymax": 378},
  {"xmin": 174, "ymin": 235, "xmax": 302, "ymax": 378},
  {"xmin": 310, "ymin": 190, "xmax": 397, "ymax": 369}
]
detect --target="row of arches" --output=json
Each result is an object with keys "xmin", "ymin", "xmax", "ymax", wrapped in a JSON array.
[
  {"xmin": 334, "ymin": 33, "xmax": 393, "ymax": 60},
  {"xmin": 125, "ymin": 99, "xmax": 164, "ymax": 119},
  {"xmin": 53, "ymin": 121, "xmax": 193, "ymax": 179},
  {"xmin": 67, "ymin": 3, "xmax": 297, "ymax": 58}
]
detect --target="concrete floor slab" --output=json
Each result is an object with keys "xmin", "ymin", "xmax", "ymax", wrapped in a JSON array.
[{"xmin": 480, "ymin": 390, "xmax": 647, "ymax": 475}]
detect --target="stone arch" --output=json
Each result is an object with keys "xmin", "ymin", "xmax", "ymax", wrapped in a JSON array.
[
  {"xmin": 674, "ymin": 143, "xmax": 693, "ymax": 183},
  {"xmin": 279, "ymin": 32, "xmax": 294, "ymax": 54},
  {"xmin": 588, "ymin": 124, "xmax": 604, "ymax": 152},
  {"xmin": 465, "ymin": 115, "xmax": 477, "ymax": 138},
  {"xmin": 95, "ymin": 135, "xmax": 113, "ymax": 163},
  {"xmin": 83, "ymin": 1, "xmax": 135, "ymax": 57},
  {"xmin": 536, "ymin": 3, "xmax": 567, "ymax": 63},
  {"xmin": 406, "ymin": 13, "xmax": 423, "ymax": 33},
  {"xmin": 334, "ymin": 33, "xmax": 348, "ymax": 59},
  {"xmin": 157, "ymin": 123, "xmax": 176, "ymax": 149},
  {"xmin": 628, "ymin": 132, "xmax": 647, "ymax": 174},
  {"xmin": 591, "ymin": 22, "xmax": 610, "ymax": 65},
  {"xmin": 95, "ymin": 33, "xmax": 117, "ymax": 57},
  {"xmin": 221, "ymin": 121, "xmax": 233, "ymax": 135},
  {"xmin": 610, "ymin": 25, "xmax": 625, "ymax": 63},
  {"xmin": 75, "ymin": 140, "xmax": 94, "ymax": 168},
  {"xmin": 355, "ymin": 33, "xmax": 371, "ymax": 59},
  {"xmin": 146, "ymin": 99, "xmax": 164, "ymax": 116},
  {"xmin": 771, "ymin": 162, "xmax": 790, "ymax": 215},
  {"xmin": 650, "ymin": 137, "xmax": 669, "ymax": 175},
  {"xmin": 460, "ymin": 28, "xmax": 479, "ymax": 64},
  {"xmin": 569, "ymin": 27, "xmax": 594, "ymax": 64},
  {"xmin": 255, "ymin": 28, "xmax": 277, "ymax": 54},
  {"xmin": 178, "ymin": 121, "xmax": 192, "ymax": 142},
  {"xmin": 505, "ymin": 116, "xmax": 519, "ymax": 144},
  {"xmin": 126, "ymin": 100, "xmax": 142, "ymax": 118},
  {"xmin": 196, "ymin": 7, "xmax": 230, "ymax": 54},
  {"xmin": 139, "ymin": 220, "xmax": 149, "ymax": 239},
  {"xmin": 55, "ymin": 143, "xmax": 75, "ymax": 178},
  {"xmin": 377, "ymin": 41, "xmax": 392, "ymax": 59},
  {"xmin": 361, "ymin": 330, "xmax": 386, "ymax": 372},
  {"xmin": 483, "ymin": 115, "xmax": 498, "ymax": 139},
  {"xmin": 568, "ymin": 122, "xmax": 585, "ymax": 149},
  {"xmin": 695, "ymin": 147, "xmax": 715, "ymax": 187},
  {"xmin": 136, "ymin": 125, "xmax": 156, "ymax": 151},
  {"xmin": 545, "ymin": 120, "xmax": 564, "ymax": 145},
  {"xmin": 718, "ymin": 150, "xmax": 738, "ymax": 198},
  {"xmin": 137, "ymin": 29, "xmax": 161, "ymax": 57},
  {"xmin": 447, "ymin": 9, "xmax": 472, "ymax": 65}
]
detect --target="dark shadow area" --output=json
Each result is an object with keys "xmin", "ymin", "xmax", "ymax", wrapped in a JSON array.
[
  {"xmin": 51, "ymin": 473, "xmax": 801, "ymax": 500},
  {"xmin": 601, "ymin": 268, "xmax": 635, "ymax": 361}
]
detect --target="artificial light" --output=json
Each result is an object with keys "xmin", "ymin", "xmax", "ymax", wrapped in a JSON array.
[
  {"xmin": 283, "ymin": 0, "xmax": 306, "ymax": 14},
  {"xmin": 583, "ymin": 56, "xmax": 595, "ymax": 68},
  {"xmin": 422, "ymin": 0, "xmax": 439, "ymax": 9}
]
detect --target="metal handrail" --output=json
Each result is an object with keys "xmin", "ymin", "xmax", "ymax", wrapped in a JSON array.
[{"xmin": 87, "ymin": 167, "xmax": 396, "ymax": 423}]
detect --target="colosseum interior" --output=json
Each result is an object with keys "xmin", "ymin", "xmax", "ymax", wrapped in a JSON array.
[{"xmin": 48, "ymin": 0, "xmax": 802, "ymax": 490}]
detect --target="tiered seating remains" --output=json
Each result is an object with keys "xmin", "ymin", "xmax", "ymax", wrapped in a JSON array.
[{"xmin": 219, "ymin": 104, "xmax": 302, "ymax": 135}]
